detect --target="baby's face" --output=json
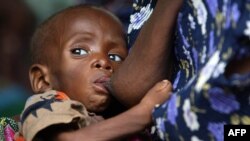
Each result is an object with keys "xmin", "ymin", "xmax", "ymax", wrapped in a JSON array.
[{"xmin": 50, "ymin": 8, "xmax": 127, "ymax": 112}]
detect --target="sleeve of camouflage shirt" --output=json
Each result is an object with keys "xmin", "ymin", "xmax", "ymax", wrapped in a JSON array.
[{"xmin": 19, "ymin": 90, "xmax": 101, "ymax": 141}]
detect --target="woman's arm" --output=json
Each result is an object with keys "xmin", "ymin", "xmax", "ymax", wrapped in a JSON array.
[
  {"xmin": 109, "ymin": 0, "xmax": 183, "ymax": 107},
  {"xmin": 56, "ymin": 80, "xmax": 172, "ymax": 141}
]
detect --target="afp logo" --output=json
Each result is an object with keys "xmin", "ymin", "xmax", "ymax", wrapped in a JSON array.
[{"xmin": 224, "ymin": 125, "xmax": 250, "ymax": 141}]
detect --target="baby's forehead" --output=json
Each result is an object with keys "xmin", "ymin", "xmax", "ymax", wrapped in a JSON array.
[
  {"xmin": 50, "ymin": 6, "xmax": 123, "ymax": 38},
  {"xmin": 56, "ymin": 6, "xmax": 117, "ymax": 23}
]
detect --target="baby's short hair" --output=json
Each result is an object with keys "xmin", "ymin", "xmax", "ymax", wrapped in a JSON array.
[{"xmin": 30, "ymin": 4, "xmax": 121, "ymax": 66}]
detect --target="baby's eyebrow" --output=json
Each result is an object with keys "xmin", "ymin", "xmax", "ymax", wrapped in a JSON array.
[{"xmin": 65, "ymin": 32, "xmax": 95, "ymax": 45}]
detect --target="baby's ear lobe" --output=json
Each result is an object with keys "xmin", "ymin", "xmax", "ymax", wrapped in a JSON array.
[{"xmin": 29, "ymin": 64, "xmax": 52, "ymax": 93}]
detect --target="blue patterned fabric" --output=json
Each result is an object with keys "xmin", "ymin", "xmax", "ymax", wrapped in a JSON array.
[{"xmin": 128, "ymin": 0, "xmax": 250, "ymax": 140}]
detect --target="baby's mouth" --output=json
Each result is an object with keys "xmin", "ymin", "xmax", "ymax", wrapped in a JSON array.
[{"xmin": 93, "ymin": 76, "xmax": 111, "ymax": 94}]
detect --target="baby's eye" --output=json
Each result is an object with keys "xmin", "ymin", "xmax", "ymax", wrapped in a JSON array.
[
  {"xmin": 108, "ymin": 54, "xmax": 123, "ymax": 62},
  {"xmin": 71, "ymin": 48, "xmax": 88, "ymax": 55}
]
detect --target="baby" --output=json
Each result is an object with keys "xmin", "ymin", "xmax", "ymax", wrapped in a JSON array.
[{"xmin": 17, "ymin": 4, "xmax": 172, "ymax": 141}]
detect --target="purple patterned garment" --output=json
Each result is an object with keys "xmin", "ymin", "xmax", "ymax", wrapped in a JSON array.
[{"xmin": 128, "ymin": 0, "xmax": 250, "ymax": 140}]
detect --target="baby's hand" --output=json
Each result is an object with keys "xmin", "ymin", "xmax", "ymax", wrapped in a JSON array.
[{"xmin": 139, "ymin": 80, "xmax": 172, "ymax": 118}]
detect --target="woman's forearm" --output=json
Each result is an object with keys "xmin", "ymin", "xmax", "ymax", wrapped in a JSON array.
[{"xmin": 110, "ymin": 0, "xmax": 183, "ymax": 107}]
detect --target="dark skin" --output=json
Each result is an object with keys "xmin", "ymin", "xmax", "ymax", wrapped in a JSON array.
[{"xmin": 29, "ymin": 6, "xmax": 172, "ymax": 141}]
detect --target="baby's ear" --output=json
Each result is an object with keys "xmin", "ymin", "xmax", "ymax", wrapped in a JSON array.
[{"xmin": 29, "ymin": 64, "xmax": 52, "ymax": 93}]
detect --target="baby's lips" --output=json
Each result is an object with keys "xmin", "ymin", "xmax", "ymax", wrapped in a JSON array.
[{"xmin": 94, "ymin": 76, "xmax": 111, "ymax": 83}]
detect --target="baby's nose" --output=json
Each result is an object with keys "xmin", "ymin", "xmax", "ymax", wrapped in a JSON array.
[{"xmin": 93, "ymin": 59, "xmax": 113, "ymax": 73}]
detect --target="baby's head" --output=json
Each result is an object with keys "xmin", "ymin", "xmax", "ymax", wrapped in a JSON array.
[{"xmin": 29, "ymin": 5, "xmax": 128, "ymax": 112}]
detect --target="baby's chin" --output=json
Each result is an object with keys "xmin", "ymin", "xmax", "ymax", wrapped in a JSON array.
[{"xmin": 87, "ymin": 99, "xmax": 111, "ymax": 113}]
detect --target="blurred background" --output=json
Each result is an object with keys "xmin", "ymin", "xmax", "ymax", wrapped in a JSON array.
[{"xmin": 0, "ymin": 0, "xmax": 132, "ymax": 117}]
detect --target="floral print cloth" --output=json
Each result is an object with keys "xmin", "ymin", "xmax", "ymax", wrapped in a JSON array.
[
  {"xmin": 128, "ymin": 0, "xmax": 250, "ymax": 140},
  {"xmin": 0, "ymin": 117, "xmax": 18, "ymax": 141}
]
